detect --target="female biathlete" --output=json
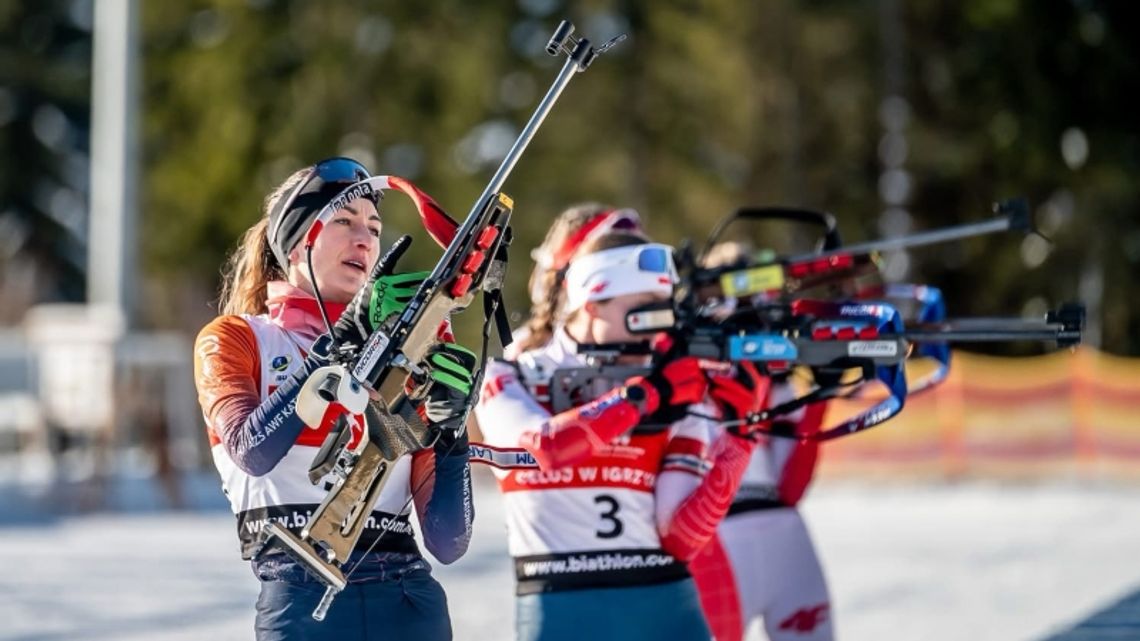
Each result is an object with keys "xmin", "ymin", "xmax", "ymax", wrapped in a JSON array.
[
  {"xmin": 474, "ymin": 230, "xmax": 769, "ymax": 641},
  {"xmin": 194, "ymin": 157, "xmax": 477, "ymax": 641},
  {"xmin": 506, "ymin": 203, "xmax": 645, "ymax": 358},
  {"xmin": 689, "ymin": 241, "xmax": 834, "ymax": 641}
]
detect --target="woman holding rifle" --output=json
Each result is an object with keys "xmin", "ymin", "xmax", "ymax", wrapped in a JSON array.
[
  {"xmin": 688, "ymin": 241, "xmax": 834, "ymax": 641},
  {"xmin": 194, "ymin": 157, "xmax": 477, "ymax": 641}
]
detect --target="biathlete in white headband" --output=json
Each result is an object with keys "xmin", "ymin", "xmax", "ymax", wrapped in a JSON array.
[
  {"xmin": 507, "ymin": 203, "xmax": 646, "ymax": 359},
  {"xmin": 474, "ymin": 231, "xmax": 772, "ymax": 641}
]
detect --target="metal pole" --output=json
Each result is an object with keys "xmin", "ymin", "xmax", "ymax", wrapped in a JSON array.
[
  {"xmin": 463, "ymin": 45, "xmax": 586, "ymax": 224},
  {"xmin": 88, "ymin": 0, "xmax": 139, "ymax": 324},
  {"xmin": 790, "ymin": 214, "xmax": 1017, "ymax": 263}
]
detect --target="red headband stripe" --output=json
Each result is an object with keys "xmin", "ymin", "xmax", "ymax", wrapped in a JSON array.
[{"xmin": 552, "ymin": 210, "xmax": 619, "ymax": 270}]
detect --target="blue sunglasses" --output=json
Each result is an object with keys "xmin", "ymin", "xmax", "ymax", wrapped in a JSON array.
[{"xmin": 637, "ymin": 245, "xmax": 673, "ymax": 273}]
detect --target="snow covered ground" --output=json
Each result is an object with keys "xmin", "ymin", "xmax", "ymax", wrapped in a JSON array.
[{"xmin": 2, "ymin": 472, "xmax": 1138, "ymax": 641}]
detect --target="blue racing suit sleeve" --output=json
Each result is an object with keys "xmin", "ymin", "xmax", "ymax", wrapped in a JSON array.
[
  {"xmin": 228, "ymin": 356, "xmax": 324, "ymax": 477},
  {"xmin": 194, "ymin": 316, "xmax": 329, "ymax": 477},
  {"xmin": 411, "ymin": 431, "xmax": 475, "ymax": 564}
]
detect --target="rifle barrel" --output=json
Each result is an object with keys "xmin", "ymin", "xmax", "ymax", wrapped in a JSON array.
[
  {"xmin": 427, "ymin": 38, "xmax": 592, "ymax": 287},
  {"xmin": 901, "ymin": 329, "xmax": 1079, "ymax": 343},
  {"xmin": 929, "ymin": 317, "xmax": 1063, "ymax": 330},
  {"xmin": 477, "ymin": 50, "xmax": 584, "ymax": 206},
  {"xmin": 792, "ymin": 215, "xmax": 1016, "ymax": 262}
]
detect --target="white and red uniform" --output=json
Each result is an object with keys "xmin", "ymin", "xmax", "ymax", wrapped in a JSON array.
[
  {"xmin": 473, "ymin": 328, "xmax": 754, "ymax": 597},
  {"xmin": 690, "ymin": 383, "xmax": 833, "ymax": 641},
  {"xmin": 194, "ymin": 283, "xmax": 473, "ymax": 572}
]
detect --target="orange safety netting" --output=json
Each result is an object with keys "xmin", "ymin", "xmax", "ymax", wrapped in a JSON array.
[{"xmin": 813, "ymin": 348, "xmax": 1140, "ymax": 478}]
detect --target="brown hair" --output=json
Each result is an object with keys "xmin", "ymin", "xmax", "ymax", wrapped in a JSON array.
[
  {"xmin": 217, "ymin": 168, "xmax": 308, "ymax": 315},
  {"xmin": 515, "ymin": 231, "xmax": 648, "ymax": 352},
  {"xmin": 516, "ymin": 203, "xmax": 609, "ymax": 352},
  {"xmin": 526, "ymin": 203, "xmax": 610, "ymax": 300}
]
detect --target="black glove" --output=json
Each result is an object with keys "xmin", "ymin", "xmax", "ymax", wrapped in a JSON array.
[
  {"xmin": 431, "ymin": 413, "xmax": 470, "ymax": 456},
  {"xmin": 422, "ymin": 343, "xmax": 479, "ymax": 454}
]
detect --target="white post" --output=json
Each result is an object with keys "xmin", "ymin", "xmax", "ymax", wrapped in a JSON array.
[
  {"xmin": 88, "ymin": 0, "xmax": 139, "ymax": 323},
  {"xmin": 877, "ymin": 0, "xmax": 912, "ymax": 282}
]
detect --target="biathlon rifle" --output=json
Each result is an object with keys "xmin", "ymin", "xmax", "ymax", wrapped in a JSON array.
[
  {"xmin": 560, "ymin": 200, "xmax": 1083, "ymax": 441},
  {"xmin": 257, "ymin": 21, "xmax": 624, "ymax": 620},
  {"xmin": 687, "ymin": 198, "xmax": 1034, "ymax": 304}
]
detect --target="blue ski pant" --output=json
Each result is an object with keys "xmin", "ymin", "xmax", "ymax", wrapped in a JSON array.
[{"xmin": 254, "ymin": 568, "xmax": 451, "ymax": 641}]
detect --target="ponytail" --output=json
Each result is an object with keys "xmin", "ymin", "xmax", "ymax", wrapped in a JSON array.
[
  {"xmin": 217, "ymin": 218, "xmax": 281, "ymax": 315},
  {"xmin": 516, "ymin": 266, "xmax": 567, "ymax": 353},
  {"xmin": 216, "ymin": 168, "xmax": 308, "ymax": 315}
]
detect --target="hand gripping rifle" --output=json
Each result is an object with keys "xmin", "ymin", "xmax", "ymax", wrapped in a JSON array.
[{"xmin": 257, "ymin": 21, "xmax": 624, "ymax": 619}]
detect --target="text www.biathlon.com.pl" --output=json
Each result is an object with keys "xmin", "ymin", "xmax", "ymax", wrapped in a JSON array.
[
  {"xmin": 521, "ymin": 551, "xmax": 675, "ymax": 577},
  {"xmin": 243, "ymin": 511, "xmax": 413, "ymax": 536}
]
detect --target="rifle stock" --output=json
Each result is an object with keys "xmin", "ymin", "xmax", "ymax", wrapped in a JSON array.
[{"xmin": 256, "ymin": 21, "xmax": 621, "ymax": 619}]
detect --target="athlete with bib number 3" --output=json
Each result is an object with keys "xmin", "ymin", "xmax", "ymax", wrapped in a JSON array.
[{"xmin": 474, "ymin": 231, "xmax": 769, "ymax": 641}]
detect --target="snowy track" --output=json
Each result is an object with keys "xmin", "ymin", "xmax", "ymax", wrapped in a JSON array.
[{"xmin": 2, "ymin": 475, "xmax": 1138, "ymax": 641}]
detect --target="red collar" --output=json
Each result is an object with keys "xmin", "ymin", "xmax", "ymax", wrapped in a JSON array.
[{"xmin": 266, "ymin": 281, "xmax": 347, "ymax": 340}]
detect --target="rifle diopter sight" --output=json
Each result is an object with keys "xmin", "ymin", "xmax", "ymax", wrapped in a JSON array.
[{"xmin": 545, "ymin": 20, "xmax": 627, "ymax": 69}]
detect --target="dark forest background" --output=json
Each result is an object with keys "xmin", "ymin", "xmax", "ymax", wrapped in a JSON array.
[{"xmin": 1, "ymin": 0, "xmax": 1136, "ymax": 354}]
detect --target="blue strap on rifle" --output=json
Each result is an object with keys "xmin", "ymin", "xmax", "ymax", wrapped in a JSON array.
[
  {"xmin": 885, "ymin": 283, "xmax": 950, "ymax": 394},
  {"xmin": 811, "ymin": 301, "xmax": 909, "ymax": 441}
]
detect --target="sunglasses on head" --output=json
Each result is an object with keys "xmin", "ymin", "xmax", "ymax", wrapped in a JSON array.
[
  {"xmin": 298, "ymin": 157, "xmax": 380, "ymax": 206},
  {"xmin": 268, "ymin": 157, "xmax": 381, "ymax": 252},
  {"xmin": 291, "ymin": 157, "xmax": 379, "ymax": 211}
]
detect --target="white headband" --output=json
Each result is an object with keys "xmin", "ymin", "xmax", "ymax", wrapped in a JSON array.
[{"xmin": 563, "ymin": 243, "xmax": 677, "ymax": 312}]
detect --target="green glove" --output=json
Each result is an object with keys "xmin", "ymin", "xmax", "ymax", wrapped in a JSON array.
[
  {"xmin": 424, "ymin": 343, "xmax": 479, "ymax": 450},
  {"xmin": 367, "ymin": 271, "xmax": 431, "ymax": 328},
  {"xmin": 334, "ymin": 270, "xmax": 429, "ymax": 350},
  {"xmin": 427, "ymin": 343, "xmax": 478, "ymax": 397},
  {"xmin": 332, "ymin": 235, "xmax": 421, "ymax": 352}
]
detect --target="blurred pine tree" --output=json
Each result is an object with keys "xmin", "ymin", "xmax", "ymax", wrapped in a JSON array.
[
  {"xmin": 0, "ymin": 0, "xmax": 92, "ymax": 320},
  {"xmin": 4, "ymin": 0, "xmax": 1136, "ymax": 352}
]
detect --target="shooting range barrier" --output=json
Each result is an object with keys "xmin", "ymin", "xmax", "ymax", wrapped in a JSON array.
[{"xmin": 818, "ymin": 348, "xmax": 1140, "ymax": 479}]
